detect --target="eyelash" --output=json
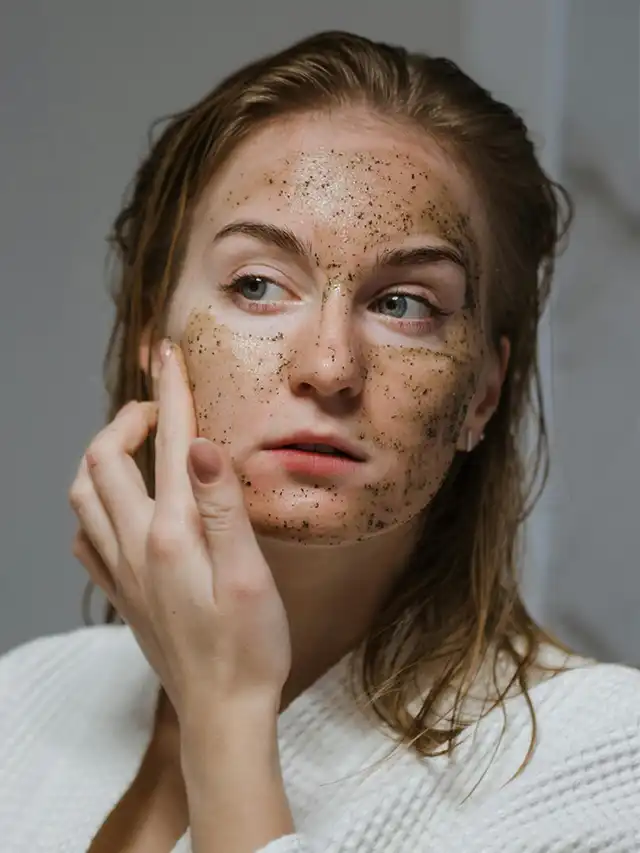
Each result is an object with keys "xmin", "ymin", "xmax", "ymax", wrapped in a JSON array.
[{"xmin": 219, "ymin": 273, "xmax": 452, "ymax": 331}]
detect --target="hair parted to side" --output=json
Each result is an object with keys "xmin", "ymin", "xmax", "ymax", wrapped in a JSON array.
[{"xmin": 87, "ymin": 30, "xmax": 575, "ymax": 777}]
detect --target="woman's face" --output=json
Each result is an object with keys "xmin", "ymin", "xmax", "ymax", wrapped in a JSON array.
[{"xmin": 165, "ymin": 109, "xmax": 496, "ymax": 545}]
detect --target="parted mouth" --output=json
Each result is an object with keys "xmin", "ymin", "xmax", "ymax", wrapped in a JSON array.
[
  {"xmin": 264, "ymin": 431, "xmax": 367, "ymax": 462},
  {"xmin": 279, "ymin": 443, "xmax": 354, "ymax": 459}
]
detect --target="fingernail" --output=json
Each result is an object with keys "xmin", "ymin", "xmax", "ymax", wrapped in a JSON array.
[
  {"xmin": 160, "ymin": 338, "xmax": 174, "ymax": 366},
  {"xmin": 189, "ymin": 439, "xmax": 221, "ymax": 484}
]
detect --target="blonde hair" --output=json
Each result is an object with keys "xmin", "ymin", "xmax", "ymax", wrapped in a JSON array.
[{"xmin": 89, "ymin": 30, "xmax": 574, "ymax": 776}]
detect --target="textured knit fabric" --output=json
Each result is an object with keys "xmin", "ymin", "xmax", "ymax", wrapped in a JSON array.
[{"xmin": 1, "ymin": 624, "xmax": 639, "ymax": 852}]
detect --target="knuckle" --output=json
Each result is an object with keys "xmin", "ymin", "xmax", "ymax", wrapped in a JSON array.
[
  {"xmin": 86, "ymin": 437, "xmax": 113, "ymax": 469},
  {"xmin": 199, "ymin": 501, "xmax": 238, "ymax": 535},
  {"xmin": 228, "ymin": 577, "xmax": 267, "ymax": 600},
  {"xmin": 147, "ymin": 521, "xmax": 185, "ymax": 561},
  {"xmin": 223, "ymin": 569, "xmax": 272, "ymax": 605},
  {"xmin": 68, "ymin": 480, "xmax": 91, "ymax": 512}
]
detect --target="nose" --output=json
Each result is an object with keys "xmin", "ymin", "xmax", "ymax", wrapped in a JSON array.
[{"xmin": 288, "ymin": 295, "xmax": 366, "ymax": 401}]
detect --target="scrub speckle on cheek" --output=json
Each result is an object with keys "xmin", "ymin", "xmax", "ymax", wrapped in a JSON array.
[
  {"xmin": 356, "ymin": 341, "xmax": 478, "ymax": 514},
  {"xmin": 175, "ymin": 125, "xmax": 486, "ymax": 544},
  {"xmin": 181, "ymin": 309, "xmax": 289, "ymax": 448}
]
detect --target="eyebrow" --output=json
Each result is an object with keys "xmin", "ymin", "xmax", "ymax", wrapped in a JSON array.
[
  {"xmin": 373, "ymin": 245, "xmax": 468, "ymax": 275},
  {"xmin": 213, "ymin": 221, "xmax": 312, "ymax": 259},
  {"xmin": 212, "ymin": 220, "xmax": 470, "ymax": 291}
]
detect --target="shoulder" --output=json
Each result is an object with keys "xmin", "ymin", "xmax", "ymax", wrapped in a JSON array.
[
  {"xmin": 0, "ymin": 624, "xmax": 134, "ymax": 676},
  {"xmin": 458, "ymin": 650, "xmax": 640, "ymax": 795},
  {"xmin": 437, "ymin": 660, "xmax": 640, "ymax": 850},
  {"xmin": 504, "ymin": 650, "xmax": 640, "ymax": 765},
  {"xmin": 464, "ymin": 641, "xmax": 640, "ymax": 742},
  {"xmin": 530, "ymin": 655, "xmax": 640, "ymax": 727},
  {"xmin": 492, "ymin": 639, "xmax": 640, "ymax": 729},
  {"xmin": 0, "ymin": 625, "xmax": 160, "ymax": 811},
  {"xmin": 0, "ymin": 624, "xmax": 118, "ymax": 668},
  {"xmin": 509, "ymin": 658, "xmax": 640, "ymax": 809},
  {"xmin": 0, "ymin": 624, "xmax": 155, "ymax": 712}
]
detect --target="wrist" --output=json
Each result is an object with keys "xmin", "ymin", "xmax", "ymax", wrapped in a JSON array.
[
  {"xmin": 178, "ymin": 698, "xmax": 295, "ymax": 852},
  {"xmin": 179, "ymin": 697, "xmax": 281, "ymax": 771},
  {"xmin": 179, "ymin": 684, "xmax": 281, "ymax": 726}
]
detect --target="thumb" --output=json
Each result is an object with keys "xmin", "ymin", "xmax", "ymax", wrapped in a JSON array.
[{"xmin": 187, "ymin": 438, "xmax": 253, "ymax": 558}]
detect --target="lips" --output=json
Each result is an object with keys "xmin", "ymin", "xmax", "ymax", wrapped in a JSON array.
[{"xmin": 264, "ymin": 432, "xmax": 367, "ymax": 462}]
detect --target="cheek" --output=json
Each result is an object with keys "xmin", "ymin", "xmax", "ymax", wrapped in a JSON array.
[
  {"xmin": 179, "ymin": 310, "xmax": 288, "ymax": 444},
  {"xmin": 365, "ymin": 347, "xmax": 478, "ymax": 451},
  {"xmin": 391, "ymin": 360, "xmax": 475, "ymax": 506}
]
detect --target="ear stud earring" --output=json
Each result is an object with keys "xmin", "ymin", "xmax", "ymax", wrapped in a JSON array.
[{"xmin": 465, "ymin": 429, "xmax": 485, "ymax": 452}]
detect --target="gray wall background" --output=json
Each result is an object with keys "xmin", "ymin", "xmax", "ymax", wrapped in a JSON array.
[
  {"xmin": 550, "ymin": 1, "xmax": 640, "ymax": 663},
  {"xmin": 1, "ymin": 0, "xmax": 638, "ymax": 663}
]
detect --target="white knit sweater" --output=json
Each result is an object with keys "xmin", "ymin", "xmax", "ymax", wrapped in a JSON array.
[{"xmin": 1, "ymin": 624, "xmax": 639, "ymax": 852}]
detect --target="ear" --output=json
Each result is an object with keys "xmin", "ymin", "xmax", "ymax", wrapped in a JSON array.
[
  {"xmin": 456, "ymin": 336, "xmax": 510, "ymax": 452},
  {"xmin": 138, "ymin": 323, "xmax": 162, "ymax": 400}
]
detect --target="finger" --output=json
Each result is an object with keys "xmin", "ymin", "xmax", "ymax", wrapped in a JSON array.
[
  {"xmin": 115, "ymin": 400, "xmax": 138, "ymax": 419},
  {"xmin": 187, "ymin": 439, "xmax": 266, "ymax": 591},
  {"xmin": 98, "ymin": 400, "xmax": 153, "ymax": 496},
  {"xmin": 69, "ymin": 454, "xmax": 119, "ymax": 570},
  {"xmin": 154, "ymin": 340, "xmax": 198, "ymax": 523},
  {"xmin": 94, "ymin": 400, "xmax": 159, "ymax": 453},
  {"xmin": 72, "ymin": 528, "xmax": 117, "ymax": 602},
  {"xmin": 85, "ymin": 401, "xmax": 157, "ymax": 545}
]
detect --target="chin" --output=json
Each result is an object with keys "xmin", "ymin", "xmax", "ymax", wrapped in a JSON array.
[
  {"xmin": 246, "ymin": 490, "xmax": 377, "ymax": 545},
  {"xmin": 244, "ymin": 491, "xmax": 402, "ymax": 545}
]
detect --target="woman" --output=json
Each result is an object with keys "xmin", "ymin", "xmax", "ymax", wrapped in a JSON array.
[{"xmin": 1, "ymin": 29, "xmax": 638, "ymax": 853}]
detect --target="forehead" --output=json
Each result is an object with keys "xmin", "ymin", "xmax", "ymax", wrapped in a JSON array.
[{"xmin": 194, "ymin": 110, "xmax": 485, "ymax": 270}]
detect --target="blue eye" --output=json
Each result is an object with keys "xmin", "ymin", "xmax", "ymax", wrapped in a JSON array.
[
  {"xmin": 372, "ymin": 292, "xmax": 436, "ymax": 320},
  {"xmin": 229, "ymin": 274, "xmax": 283, "ymax": 301}
]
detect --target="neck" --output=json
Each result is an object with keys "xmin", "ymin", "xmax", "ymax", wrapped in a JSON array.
[{"xmin": 259, "ymin": 518, "xmax": 422, "ymax": 713}]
